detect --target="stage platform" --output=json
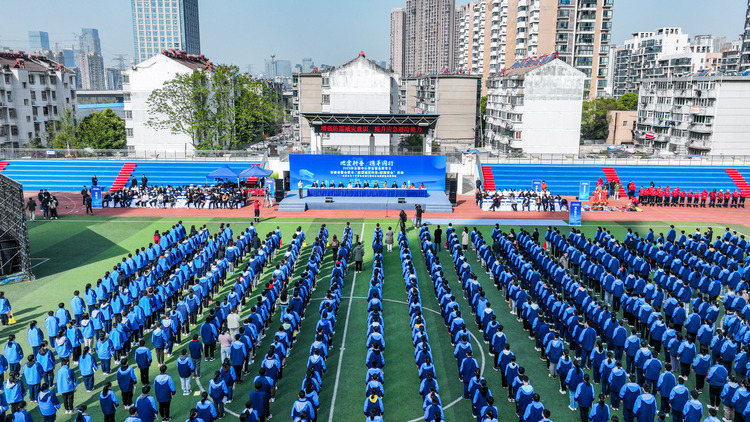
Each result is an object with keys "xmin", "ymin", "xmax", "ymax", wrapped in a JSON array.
[{"xmin": 278, "ymin": 190, "xmax": 453, "ymax": 213}]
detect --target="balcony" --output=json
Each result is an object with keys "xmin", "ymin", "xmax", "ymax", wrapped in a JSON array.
[
  {"xmin": 690, "ymin": 124, "xmax": 712, "ymax": 133},
  {"xmin": 687, "ymin": 140, "xmax": 712, "ymax": 151}
]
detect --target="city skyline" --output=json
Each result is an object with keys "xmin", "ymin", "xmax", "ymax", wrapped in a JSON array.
[{"xmin": 0, "ymin": 0, "xmax": 746, "ymax": 75}]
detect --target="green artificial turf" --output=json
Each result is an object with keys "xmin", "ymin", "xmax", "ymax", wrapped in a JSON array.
[{"xmin": 1, "ymin": 217, "xmax": 747, "ymax": 421}]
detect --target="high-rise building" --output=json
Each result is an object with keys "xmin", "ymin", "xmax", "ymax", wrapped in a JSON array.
[
  {"xmin": 78, "ymin": 28, "xmax": 105, "ymax": 91},
  {"xmin": 404, "ymin": 0, "xmax": 456, "ymax": 76},
  {"xmin": 80, "ymin": 28, "xmax": 102, "ymax": 55},
  {"xmin": 79, "ymin": 52, "xmax": 105, "ymax": 90},
  {"xmin": 28, "ymin": 31, "xmax": 50, "ymax": 53},
  {"xmin": 390, "ymin": 8, "xmax": 406, "ymax": 75},
  {"xmin": 131, "ymin": 0, "xmax": 201, "ymax": 64},
  {"xmin": 452, "ymin": 0, "xmax": 613, "ymax": 100},
  {"xmin": 742, "ymin": 1, "xmax": 750, "ymax": 72},
  {"xmin": 302, "ymin": 58, "xmax": 314, "ymax": 73}
]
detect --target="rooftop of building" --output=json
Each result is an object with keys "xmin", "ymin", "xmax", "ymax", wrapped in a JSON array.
[
  {"xmin": 0, "ymin": 51, "xmax": 72, "ymax": 73},
  {"xmin": 134, "ymin": 50, "xmax": 213, "ymax": 71}
]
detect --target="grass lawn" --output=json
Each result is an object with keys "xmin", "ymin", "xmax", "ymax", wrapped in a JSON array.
[{"xmin": 2, "ymin": 216, "xmax": 748, "ymax": 421}]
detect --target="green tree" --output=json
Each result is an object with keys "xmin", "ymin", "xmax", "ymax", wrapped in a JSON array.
[
  {"xmin": 480, "ymin": 95, "xmax": 487, "ymax": 119},
  {"xmin": 581, "ymin": 97, "xmax": 617, "ymax": 141},
  {"xmin": 46, "ymin": 106, "xmax": 80, "ymax": 149},
  {"xmin": 146, "ymin": 69, "xmax": 213, "ymax": 149},
  {"xmin": 77, "ymin": 108, "xmax": 126, "ymax": 149},
  {"xmin": 146, "ymin": 65, "xmax": 281, "ymax": 150},
  {"xmin": 616, "ymin": 92, "xmax": 639, "ymax": 111}
]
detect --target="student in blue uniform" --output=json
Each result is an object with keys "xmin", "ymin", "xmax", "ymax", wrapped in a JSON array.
[
  {"xmin": 589, "ymin": 394, "xmax": 610, "ymax": 422},
  {"xmin": 135, "ymin": 385, "xmax": 158, "ymax": 422},
  {"xmin": 99, "ymin": 381, "xmax": 119, "ymax": 422},
  {"xmin": 633, "ymin": 385, "xmax": 657, "ymax": 422},
  {"xmin": 56, "ymin": 358, "xmax": 77, "ymax": 414},
  {"xmin": 36, "ymin": 382, "xmax": 60, "ymax": 421},
  {"xmin": 116, "ymin": 358, "xmax": 138, "ymax": 410},
  {"xmin": 153, "ymin": 364, "xmax": 176, "ymax": 421},
  {"xmin": 78, "ymin": 346, "xmax": 98, "ymax": 392}
]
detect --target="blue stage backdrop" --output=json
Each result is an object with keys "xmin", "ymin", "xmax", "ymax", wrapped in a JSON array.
[{"xmin": 290, "ymin": 154, "xmax": 447, "ymax": 191}]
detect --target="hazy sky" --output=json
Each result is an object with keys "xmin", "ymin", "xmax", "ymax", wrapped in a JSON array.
[{"xmin": 1, "ymin": 0, "xmax": 746, "ymax": 74}]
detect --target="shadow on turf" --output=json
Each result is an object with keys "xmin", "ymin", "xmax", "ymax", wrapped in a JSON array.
[{"xmin": 31, "ymin": 228, "xmax": 130, "ymax": 278}]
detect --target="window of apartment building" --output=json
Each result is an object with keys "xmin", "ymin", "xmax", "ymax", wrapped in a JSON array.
[
  {"xmin": 601, "ymin": 33, "xmax": 611, "ymax": 43},
  {"xmin": 695, "ymin": 98, "xmax": 714, "ymax": 107},
  {"xmin": 558, "ymin": 9, "xmax": 570, "ymax": 18},
  {"xmin": 28, "ymin": 75, "xmax": 35, "ymax": 84},
  {"xmin": 321, "ymin": 77, "xmax": 330, "ymax": 87},
  {"xmin": 8, "ymin": 108, "xmax": 16, "ymax": 119},
  {"xmin": 53, "ymin": 106, "xmax": 57, "ymax": 115},
  {"xmin": 692, "ymin": 115, "xmax": 713, "ymax": 124},
  {"xmin": 125, "ymin": 110, "xmax": 133, "ymax": 119},
  {"xmin": 126, "ymin": 128, "xmax": 134, "ymax": 137},
  {"xmin": 576, "ymin": 57, "xmax": 593, "ymax": 67},
  {"xmin": 10, "ymin": 126, "xmax": 17, "ymax": 136},
  {"xmin": 602, "ymin": 10, "xmax": 613, "ymax": 19},
  {"xmin": 3, "ymin": 75, "xmax": 9, "ymax": 84},
  {"xmin": 322, "ymin": 94, "xmax": 330, "ymax": 105},
  {"xmin": 602, "ymin": 22, "xmax": 612, "ymax": 30},
  {"xmin": 23, "ymin": 99, "xmax": 28, "ymax": 106},
  {"xmin": 555, "ymin": 44, "xmax": 568, "ymax": 53},
  {"xmin": 51, "ymin": 92, "xmax": 56, "ymax": 100},
  {"xmin": 41, "ymin": 92, "xmax": 47, "ymax": 101},
  {"xmin": 622, "ymin": 121, "xmax": 629, "ymax": 126},
  {"xmin": 556, "ymin": 21, "xmax": 569, "ymax": 30},
  {"xmin": 30, "ymin": 91, "xmax": 36, "ymax": 101}
]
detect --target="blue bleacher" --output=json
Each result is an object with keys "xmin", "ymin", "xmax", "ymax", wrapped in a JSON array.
[
  {"xmin": 485, "ymin": 164, "xmax": 749, "ymax": 196},
  {"xmin": 1, "ymin": 159, "xmax": 260, "ymax": 191}
]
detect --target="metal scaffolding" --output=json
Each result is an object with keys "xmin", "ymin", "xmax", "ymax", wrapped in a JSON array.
[{"xmin": 0, "ymin": 174, "xmax": 33, "ymax": 281}]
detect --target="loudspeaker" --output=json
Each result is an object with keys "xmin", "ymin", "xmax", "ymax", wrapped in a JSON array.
[
  {"xmin": 325, "ymin": 197, "xmax": 333, "ymax": 203},
  {"xmin": 274, "ymin": 178, "xmax": 285, "ymax": 202},
  {"xmin": 447, "ymin": 179, "xmax": 457, "ymax": 205},
  {"xmin": 282, "ymin": 171, "xmax": 290, "ymax": 191},
  {"xmin": 398, "ymin": 198, "xmax": 406, "ymax": 204}
]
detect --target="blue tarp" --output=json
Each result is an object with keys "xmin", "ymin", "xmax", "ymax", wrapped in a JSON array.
[
  {"xmin": 239, "ymin": 166, "xmax": 273, "ymax": 178},
  {"xmin": 206, "ymin": 165, "xmax": 240, "ymax": 179}
]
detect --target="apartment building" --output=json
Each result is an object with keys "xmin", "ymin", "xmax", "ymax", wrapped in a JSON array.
[
  {"xmin": 404, "ymin": 0, "xmax": 456, "ymax": 76},
  {"xmin": 635, "ymin": 76, "xmax": 750, "ymax": 155},
  {"xmin": 485, "ymin": 57, "xmax": 585, "ymax": 154},
  {"xmin": 400, "ymin": 74, "xmax": 481, "ymax": 149},
  {"xmin": 0, "ymin": 52, "xmax": 76, "ymax": 147}
]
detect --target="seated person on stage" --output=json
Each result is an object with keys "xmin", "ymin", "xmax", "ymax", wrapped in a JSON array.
[
  {"xmin": 338, "ymin": 181, "xmax": 345, "ymax": 188},
  {"xmin": 390, "ymin": 181, "xmax": 397, "ymax": 188},
  {"xmin": 312, "ymin": 181, "xmax": 319, "ymax": 188},
  {"xmin": 401, "ymin": 182, "xmax": 407, "ymax": 189},
  {"xmin": 348, "ymin": 182, "xmax": 353, "ymax": 188},
  {"xmin": 409, "ymin": 182, "xmax": 416, "ymax": 189},
  {"xmin": 419, "ymin": 183, "xmax": 425, "ymax": 189},
  {"xmin": 382, "ymin": 182, "xmax": 387, "ymax": 188},
  {"xmin": 355, "ymin": 181, "xmax": 362, "ymax": 188},
  {"xmin": 329, "ymin": 181, "xmax": 336, "ymax": 188},
  {"xmin": 373, "ymin": 182, "xmax": 379, "ymax": 188},
  {"xmin": 363, "ymin": 180, "xmax": 369, "ymax": 188}
]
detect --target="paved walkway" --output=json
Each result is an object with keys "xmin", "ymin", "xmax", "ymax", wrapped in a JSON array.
[{"xmin": 25, "ymin": 191, "xmax": 750, "ymax": 225}]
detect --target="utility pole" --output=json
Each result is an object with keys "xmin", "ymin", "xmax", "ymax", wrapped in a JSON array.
[
  {"xmin": 112, "ymin": 54, "xmax": 127, "ymax": 71},
  {"xmin": 245, "ymin": 64, "xmax": 254, "ymax": 75}
]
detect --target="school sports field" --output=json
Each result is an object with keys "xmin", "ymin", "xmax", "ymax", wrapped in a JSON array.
[{"xmin": 3, "ymin": 216, "xmax": 748, "ymax": 421}]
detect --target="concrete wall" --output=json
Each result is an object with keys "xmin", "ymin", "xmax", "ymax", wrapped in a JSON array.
[
  {"xmin": 712, "ymin": 81, "xmax": 750, "ymax": 155},
  {"xmin": 606, "ymin": 110, "xmax": 636, "ymax": 145},
  {"xmin": 297, "ymin": 74, "xmax": 322, "ymax": 144}
]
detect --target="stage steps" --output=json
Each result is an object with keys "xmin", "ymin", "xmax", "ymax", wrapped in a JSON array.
[
  {"xmin": 481, "ymin": 165, "xmax": 495, "ymax": 191},
  {"xmin": 0, "ymin": 161, "xmax": 8, "ymax": 173},
  {"xmin": 278, "ymin": 202, "xmax": 307, "ymax": 212},
  {"xmin": 110, "ymin": 162, "xmax": 137, "ymax": 191},
  {"xmin": 601, "ymin": 167, "xmax": 628, "ymax": 197},
  {"xmin": 726, "ymin": 168, "xmax": 750, "ymax": 196}
]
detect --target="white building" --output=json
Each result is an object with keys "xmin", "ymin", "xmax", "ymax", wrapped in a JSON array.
[
  {"xmin": 293, "ymin": 53, "xmax": 400, "ymax": 153},
  {"xmin": 485, "ymin": 57, "xmax": 585, "ymax": 155},
  {"xmin": 0, "ymin": 52, "xmax": 76, "ymax": 147},
  {"xmin": 635, "ymin": 75, "xmax": 750, "ymax": 156},
  {"xmin": 123, "ymin": 51, "xmax": 211, "ymax": 156}
]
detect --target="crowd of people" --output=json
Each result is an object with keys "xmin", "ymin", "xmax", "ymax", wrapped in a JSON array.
[
  {"xmin": 24, "ymin": 190, "xmax": 60, "ymax": 221},
  {"xmin": 306, "ymin": 180, "xmax": 425, "ymax": 190},
  {"xmin": 0, "ymin": 219, "xmax": 334, "ymax": 421},
  {"xmin": 477, "ymin": 188, "xmax": 568, "ymax": 213}
]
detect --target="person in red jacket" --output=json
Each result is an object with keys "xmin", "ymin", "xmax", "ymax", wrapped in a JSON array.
[
  {"xmin": 671, "ymin": 187, "xmax": 679, "ymax": 206},
  {"xmin": 638, "ymin": 187, "xmax": 646, "ymax": 204},
  {"xmin": 628, "ymin": 181, "xmax": 636, "ymax": 198},
  {"xmin": 700, "ymin": 189, "xmax": 708, "ymax": 207},
  {"xmin": 655, "ymin": 187, "xmax": 662, "ymax": 206},
  {"xmin": 731, "ymin": 189, "xmax": 740, "ymax": 208},
  {"xmin": 679, "ymin": 189, "xmax": 687, "ymax": 206},
  {"xmin": 741, "ymin": 190, "xmax": 747, "ymax": 208},
  {"xmin": 709, "ymin": 189, "xmax": 717, "ymax": 207},
  {"xmin": 723, "ymin": 190, "xmax": 731, "ymax": 207}
]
